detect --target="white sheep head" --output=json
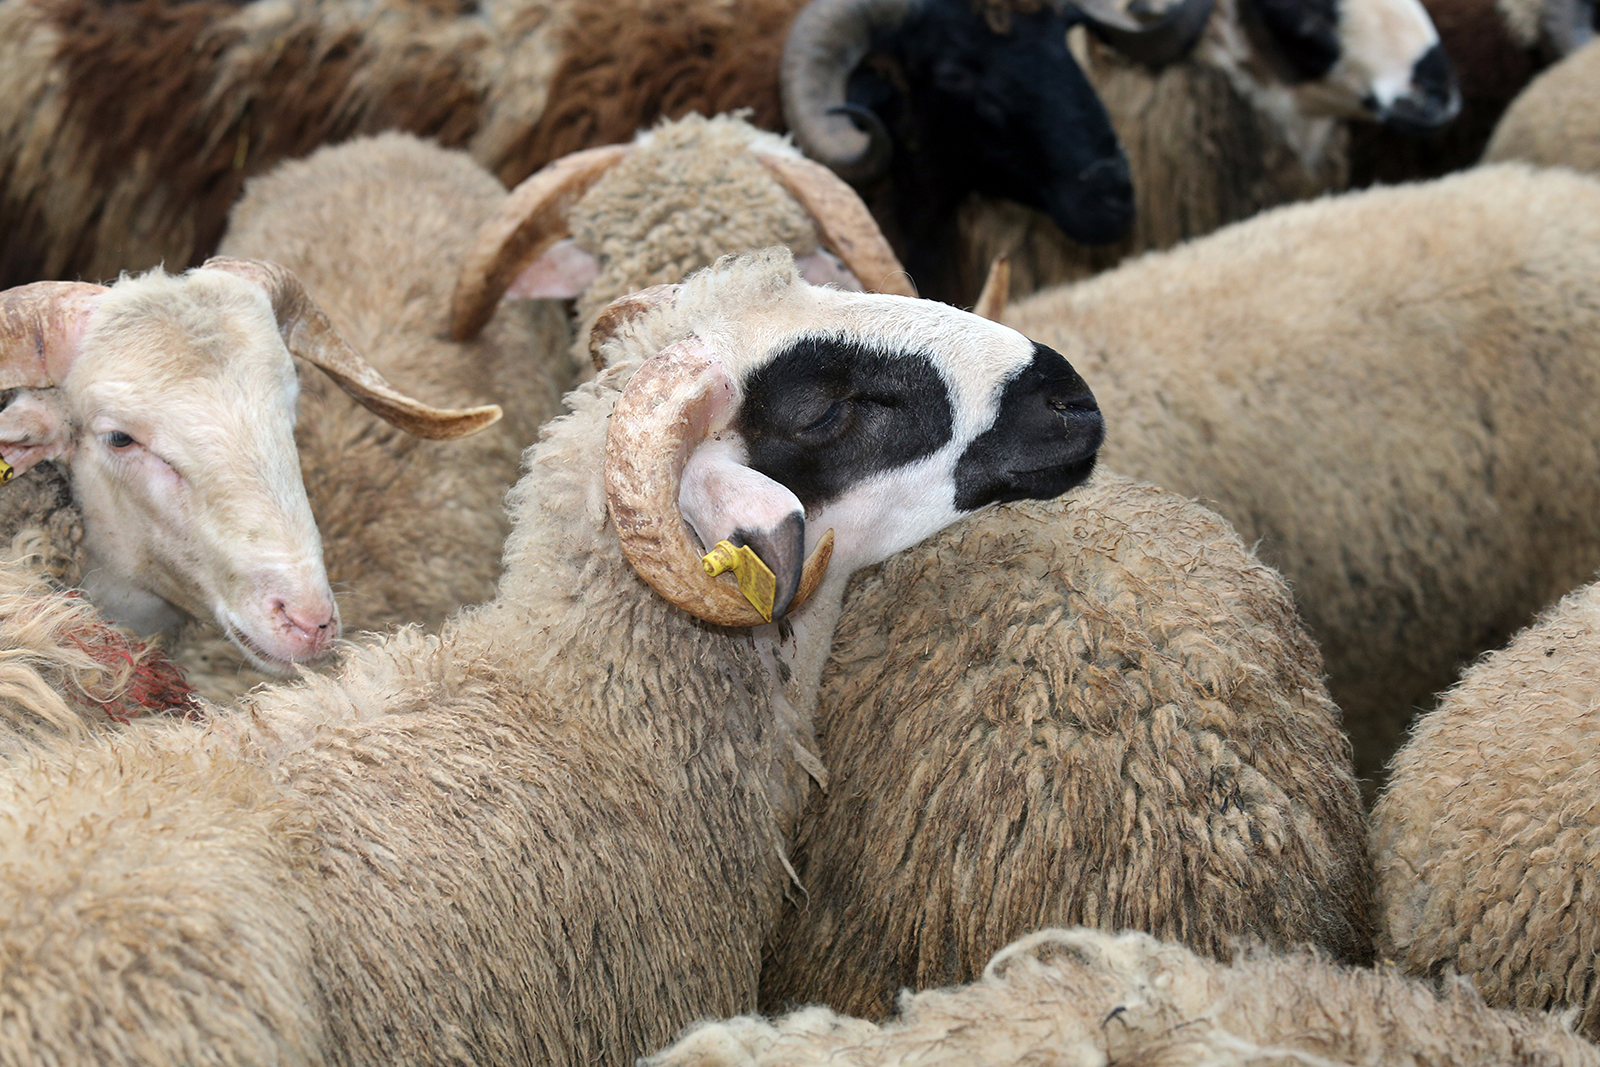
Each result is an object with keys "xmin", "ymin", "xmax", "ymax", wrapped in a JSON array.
[{"xmin": 0, "ymin": 258, "xmax": 501, "ymax": 674}]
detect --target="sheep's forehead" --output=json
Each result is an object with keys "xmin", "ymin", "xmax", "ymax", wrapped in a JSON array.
[
  {"xmin": 707, "ymin": 287, "xmax": 1037, "ymax": 434},
  {"xmin": 73, "ymin": 271, "xmax": 297, "ymax": 404}
]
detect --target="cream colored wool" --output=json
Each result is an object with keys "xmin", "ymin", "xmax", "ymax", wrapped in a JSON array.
[
  {"xmin": 761, "ymin": 472, "xmax": 1369, "ymax": 1019},
  {"xmin": 1483, "ymin": 38, "xmax": 1600, "ymax": 171},
  {"xmin": 0, "ymin": 250, "xmax": 1029, "ymax": 1066},
  {"xmin": 662, "ymin": 928, "xmax": 1600, "ymax": 1067},
  {"xmin": 171, "ymin": 132, "xmax": 571, "ymax": 701},
  {"xmin": 1003, "ymin": 162, "xmax": 1600, "ymax": 788},
  {"xmin": 565, "ymin": 114, "xmax": 820, "ymax": 372},
  {"xmin": 1373, "ymin": 576, "xmax": 1600, "ymax": 1041}
]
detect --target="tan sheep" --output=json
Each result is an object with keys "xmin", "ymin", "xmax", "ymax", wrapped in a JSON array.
[
  {"xmin": 1372, "ymin": 575, "xmax": 1600, "ymax": 1040},
  {"xmin": 0, "ymin": 249, "xmax": 1104, "ymax": 1065},
  {"xmin": 999, "ymin": 161, "xmax": 1600, "ymax": 788},
  {"xmin": 1483, "ymin": 37, "xmax": 1600, "ymax": 171},
  {"xmin": 659, "ymin": 928, "xmax": 1600, "ymax": 1067},
  {"xmin": 760, "ymin": 471, "xmax": 1370, "ymax": 1019}
]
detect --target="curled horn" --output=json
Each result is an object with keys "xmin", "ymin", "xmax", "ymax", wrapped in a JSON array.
[
  {"xmin": 605, "ymin": 338, "xmax": 833, "ymax": 627},
  {"xmin": 757, "ymin": 153, "xmax": 918, "ymax": 297},
  {"xmin": 0, "ymin": 282, "xmax": 108, "ymax": 389},
  {"xmin": 1058, "ymin": 0, "xmax": 1215, "ymax": 69},
  {"xmin": 451, "ymin": 144, "xmax": 632, "ymax": 342},
  {"xmin": 202, "ymin": 258, "xmax": 501, "ymax": 440},
  {"xmin": 588, "ymin": 284, "xmax": 682, "ymax": 370},
  {"xmin": 781, "ymin": 0, "xmax": 915, "ymax": 183}
]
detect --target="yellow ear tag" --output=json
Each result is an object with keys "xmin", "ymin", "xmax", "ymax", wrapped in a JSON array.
[
  {"xmin": 701, "ymin": 539, "xmax": 778, "ymax": 623},
  {"xmin": 0, "ymin": 458, "xmax": 14, "ymax": 483}
]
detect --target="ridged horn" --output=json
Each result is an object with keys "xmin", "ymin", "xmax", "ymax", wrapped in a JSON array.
[
  {"xmin": 606, "ymin": 338, "xmax": 833, "ymax": 626},
  {"xmin": 781, "ymin": 0, "xmax": 915, "ymax": 182},
  {"xmin": 451, "ymin": 143, "xmax": 633, "ymax": 342},
  {"xmin": 588, "ymin": 284, "xmax": 682, "ymax": 370},
  {"xmin": 202, "ymin": 258, "xmax": 502, "ymax": 440},
  {"xmin": 974, "ymin": 254, "xmax": 1010, "ymax": 321},
  {"xmin": 0, "ymin": 282, "xmax": 108, "ymax": 389},
  {"xmin": 757, "ymin": 153, "xmax": 917, "ymax": 297},
  {"xmin": 1059, "ymin": 0, "xmax": 1215, "ymax": 69}
]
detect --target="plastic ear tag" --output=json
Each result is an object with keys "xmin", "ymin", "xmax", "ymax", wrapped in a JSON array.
[
  {"xmin": 702, "ymin": 540, "xmax": 777, "ymax": 623},
  {"xmin": 0, "ymin": 458, "xmax": 14, "ymax": 483}
]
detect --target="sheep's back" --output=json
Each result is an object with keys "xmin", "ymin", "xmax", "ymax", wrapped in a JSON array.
[
  {"xmin": 1005, "ymin": 162, "xmax": 1600, "ymax": 787},
  {"xmin": 761, "ymin": 472, "xmax": 1368, "ymax": 1018},
  {"xmin": 1373, "ymin": 578, "xmax": 1600, "ymax": 1040},
  {"xmin": 1483, "ymin": 38, "xmax": 1600, "ymax": 173}
]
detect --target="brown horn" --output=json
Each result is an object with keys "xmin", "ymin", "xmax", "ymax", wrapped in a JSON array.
[
  {"xmin": 757, "ymin": 153, "xmax": 918, "ymax": 298},
  {"xmin": 201, "ymin": 258, "xmax": 502, "ymax": 440},
  {"xmin": 0, "ymin": 282, "xmax": 107, "ymax": 390},
  {"xmin": 451, "ymin": 143, "xmax": 633, "ymax": 342},
  {"xmin": 588, "ymin": 284, "xmax": 682, "ymax": 370},
  {"xmin": 974, "ymin": 254, "xmax": 1010, "ymax": 321},
  {"xmin": 781, "ymin": 0, "xmax": 915, "ymax": 182},
  {"xmin": 1058, "ymin": 0, "xmax": 1215, "ymax": 69},
  {"xmin": 606, "ymin": 339, "xmax": 833, "ymax": 627}
]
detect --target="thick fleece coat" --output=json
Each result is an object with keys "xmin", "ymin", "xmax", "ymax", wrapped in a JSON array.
[
  {"xmin": 0, "ymin": 250, "xmax": 1083, "ymax": 1066},
  {"xmin": 1373, "ymin": 576, "xmax": 1600, "ymax": 1041},
  {"xmin": 1004, "ymin": 162, "xmax": 1600, "ymax": 787},
  {"xmin": 761, "ymin": 472, "xmax": 1370, "ymax": 1019},
  {"xmin": 169, "ymin": 132, "xmax": 569, "ymax": 699},
  {"xmin": 1483, "ymin": 37, "xmax": 1600, "ymax": 171},
  {"xmin": 656, "ymin": 928, "xmax": 1600, "ymax": 1067}
]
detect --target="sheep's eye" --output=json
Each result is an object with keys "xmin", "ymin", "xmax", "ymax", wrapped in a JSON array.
[
  {"xmin": 797, "ymin": 402, "xmax": 844, "ymax": 437},
  {"xmin": 102, "ymin": 431, "xmax": 137, "ymax": 450}
]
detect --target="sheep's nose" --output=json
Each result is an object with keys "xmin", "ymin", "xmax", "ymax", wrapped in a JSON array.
[
  {"xmin": 273, "ymin": 598, "xmax": 340, "ymax": 658},
  {"xmin": 1377, "ymin": 44, "xmax": 1461, "ymax": 134}
]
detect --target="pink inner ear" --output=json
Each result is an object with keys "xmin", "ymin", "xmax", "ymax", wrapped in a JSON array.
[
  {"xmin": 795, "ymin": 249, "xmax": 865, "ymax": 292},
  {"xmin": 504, "ymin": 238, "xmax": 601, "ymax": 300}
]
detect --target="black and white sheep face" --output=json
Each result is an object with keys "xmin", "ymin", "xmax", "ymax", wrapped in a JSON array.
[
  {"xmin": 680, "ymin": 290, "xmax": 1104, "ymax": 607},
  {"xmin": 1244, "ymin": 0, "xmax": 1460, "ymax": 129}
]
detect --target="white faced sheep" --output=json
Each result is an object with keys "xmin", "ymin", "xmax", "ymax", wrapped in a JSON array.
[
  {"xmin": 954, "ymin": 0, "xmax": 1460, "ymax": 301},
  {"xmin": 758, "ymin": 471, "xmax": 1371, "ymax": 1019},
  {"xmin": 995, "ymin": 161, "xmax": 1600, "ymax": 789},
  {"xmin": 175, "ymin": 114, "xmax": 913, "ymax": 699},
  {"xmin": 1349, "ymin": 0, "xmax": 1595, "ymax": 183},
  {"xmin": 1482, "ymin": 36, "xmax": 1600, "ymax": 171},
  {"xmin": 0, "ymin": 262, "xmax": 496, "ymax": 682},
  {"xmin": 1371, "ymin": 575, "xmax": 1600, "ymax": 1041},
  {"xmin": 656, "ymin": 928, "xmax": 1600, "ymax": 1067},
  {"xmin": 0, "ymin": 248, "xmax": 1106, "ymax": 1065}
]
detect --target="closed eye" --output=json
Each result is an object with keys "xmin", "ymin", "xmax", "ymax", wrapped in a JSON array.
[{"xmin": 798, "ymin": 402, "xmax": 844, "ymax": 436}]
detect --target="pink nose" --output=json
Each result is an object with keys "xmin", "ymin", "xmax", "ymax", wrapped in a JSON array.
[{"xmin": 271, "ymin": 598, "xmax": 339, "ymax": 659}]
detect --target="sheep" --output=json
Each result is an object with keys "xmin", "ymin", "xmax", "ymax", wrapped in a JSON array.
[
  {"xmin": 997, "ymin": 161, "xmax": 1600, "ymax": 789},
  {"xmin": 0, "ymin": 247, "xmax": 1107, "ymax": 1065},
  {"xmin": 653, "ymin": 928, "xmax": 1600, "ymax": 1066},
  {"xmin": 758, "ymin": 470, "xmax": 1370, "ymax": 1019},
  {"xmin": 0, "ymin": 0, "xmax": 1178, "ymax": 295},
  {"xmin": 1482, "ymin": 37, "xmax": 1600, "ymax": 170},
  {"xmin": 1348, "ymin": 0, "xmax": 1595, "ymax": 184},
  {"xmin": 174, "ymin": 114, "xmax": 914, "ymax": 699},
  {"xmin": 0, "ymin": 261, "xmax": 496, "ymax": 685},
  {"xmin": 954, "ymin": 0, "xmax": 1462, "ymax": 302},
  {"xmin": 1370, "ymin": 575, "xmax": 1600, "ymax": 1041}
]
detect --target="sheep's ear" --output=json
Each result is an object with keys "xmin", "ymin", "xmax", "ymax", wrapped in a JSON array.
[
  {"xmin": 503, "ymin": 238, "xmax": 601, "ymax": 301},
  {"xmin": 0, "ymin": 392, "xmax": 74, "ymax": 479}
]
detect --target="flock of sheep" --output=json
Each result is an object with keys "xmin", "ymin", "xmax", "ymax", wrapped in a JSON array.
[{"xmin": 2, "ymin": 0, "xmax": 1600, "ymax": 1061}]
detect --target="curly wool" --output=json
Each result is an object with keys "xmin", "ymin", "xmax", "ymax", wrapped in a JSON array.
[
  {"xmin": 659, "ymin": 928, "xmax": 1600, "ymax": 1067},
  {"xmin": 1373, "ymin": 576, "xmax": 1600, "ymax": 1040},
  {"xmin": 761, "ymin": 472, "xmax": 1369, "ymax": 1019}
]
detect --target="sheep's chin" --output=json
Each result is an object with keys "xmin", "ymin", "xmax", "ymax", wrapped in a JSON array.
[{"xmin": 222, "ymin": 622, "xmax": 316, "ymax": 677}]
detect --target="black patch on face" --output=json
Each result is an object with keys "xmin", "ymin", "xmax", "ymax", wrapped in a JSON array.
[
  {"xmin": 1376, "ymin": 44, "xmax": 1460, "ymax": 133},
  {"xmin": 1242, "ymin": 0, "xmax": 1342, "ymax": 82},
  {"xmin": 953, "ymin": 342, "xmax": 1103, "ymax": 512},
  {"xmin": 736, "ymin": 334, "xmax": 954, "ymax": 511}
]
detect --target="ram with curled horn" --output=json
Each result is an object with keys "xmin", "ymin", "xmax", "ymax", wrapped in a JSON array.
[
  {"xmin": 779, "ymin": 0, "xmax": 1212, "ymax": 299},
  {"xmin": 0, "ymin": 259, "xmax": 500, "ymax": 677}
]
